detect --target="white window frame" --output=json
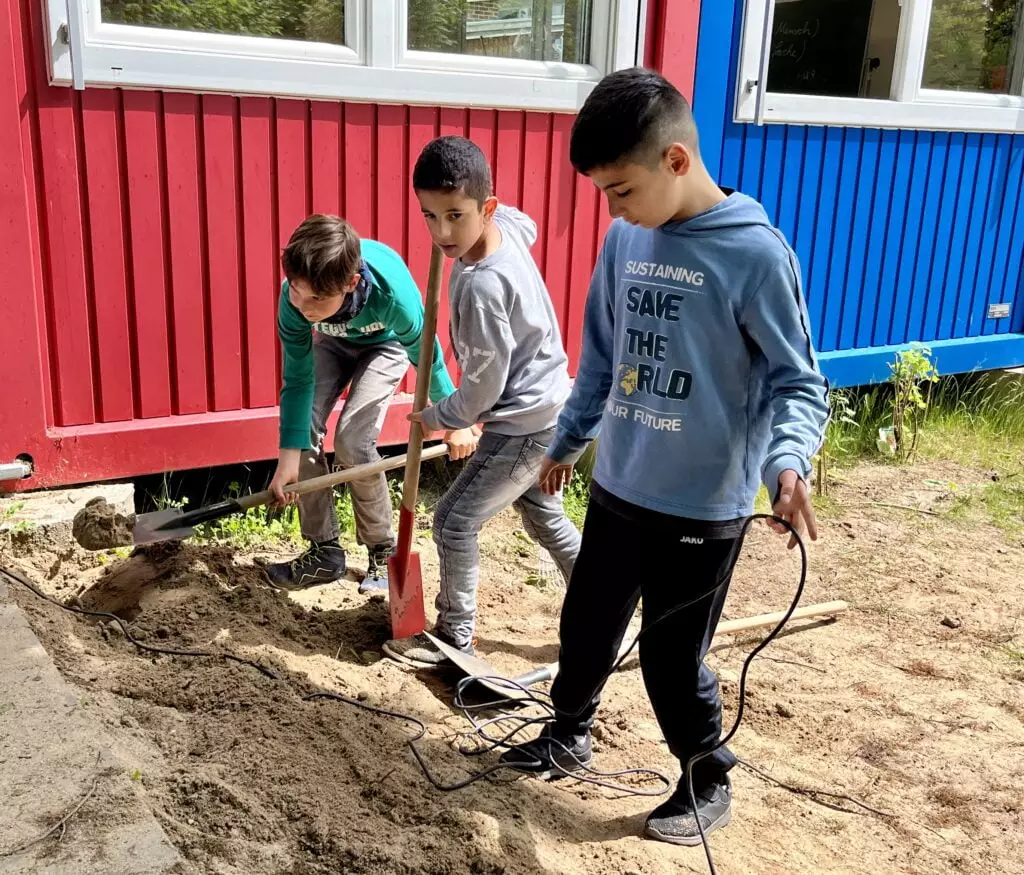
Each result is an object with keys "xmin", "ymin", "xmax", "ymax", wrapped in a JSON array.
[
  {"xmin": 736, "ymin": 0, "xmax": 1024, "ymax": 133},
  {"xmin": 44, "ymin": 1, "xmax": 644, "ymax": 111}
]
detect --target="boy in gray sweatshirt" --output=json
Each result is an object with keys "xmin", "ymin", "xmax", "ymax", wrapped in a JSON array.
[{"xmin": 383, "ymin": 135, "xmax": 582, "ymax": 667}]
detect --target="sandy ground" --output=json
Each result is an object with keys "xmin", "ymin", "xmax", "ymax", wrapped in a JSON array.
[{"xmin": 3, "ymin": 460, "xmax": 1023, "ymax": 875}]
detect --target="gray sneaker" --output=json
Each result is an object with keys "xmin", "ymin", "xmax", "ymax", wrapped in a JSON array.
[
  {"xmin": 265, "ymin": 542, "xmax": 346, "ymax": 590},
  {"xmin": 644, "ymin": 775, "xmax": 732, "ymax": 846},
  {"xmin": 382, "ymin": 630, "xmax": 474, "ymax": 667},
  {"xmin": 499, "ymin": 725, "xmax": 593, "ymax": 779},
  {"xmin": 358, "ymin": 543, "xmax": 394, "ymax": 594}
]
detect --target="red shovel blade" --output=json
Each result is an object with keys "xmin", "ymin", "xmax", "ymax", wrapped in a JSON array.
[{"xmin": 388, "ymin": 505, "xmax": 427, "ymax": 640}]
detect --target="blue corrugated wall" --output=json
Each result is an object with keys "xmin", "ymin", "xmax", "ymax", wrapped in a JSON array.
[{"xmin": 693, "ymin": 2, "xmax": 1024, "ymax": 387}]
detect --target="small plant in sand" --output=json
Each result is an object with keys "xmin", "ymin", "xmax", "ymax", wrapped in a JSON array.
[
  {"xmin": 0, "ymin": 502, "xmax": 33, "ymax": 534},
  {"xmin": 886, "ymin": 346, "xmax": 939, "ymax": 463},
  {"xmin": 816, "ymin": 389, "xmax": 861, "ymax": 496},
  {"xmin": 1, "ymin": 501, "xmax": 25, "ymax": 523}
]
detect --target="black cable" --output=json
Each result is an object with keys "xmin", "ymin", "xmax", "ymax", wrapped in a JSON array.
[
  {"xmin": 2, "ymin": 510, "xmax": 808, "ymax": 875},
  {"xmin": 435, "ymin": 513, "xmax": 806, "ymax": 875},
  {"xmin": 0, "ymin": 565, "xmax": 279, "ymax": 679},
  {"xmin": 681, "ymin": 514, "xmax": 806, "ymax": 875}
]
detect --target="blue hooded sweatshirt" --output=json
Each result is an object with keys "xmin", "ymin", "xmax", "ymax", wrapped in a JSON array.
[{"xmin": 548, "ymin": 191, "xmax": 830, "ymax": 521}]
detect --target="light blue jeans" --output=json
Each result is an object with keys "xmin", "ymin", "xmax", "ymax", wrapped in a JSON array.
[{"xmin": 433, "ymin": 428, "xmax": 582, "ymax": 647}]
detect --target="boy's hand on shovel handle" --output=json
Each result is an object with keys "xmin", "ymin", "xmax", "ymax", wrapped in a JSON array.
[
  {"xmin": 444, "ymin": 427, "xmax": 479, "ymax": 461},
  {"xmin": 770, "ymin": 469, "xmax": 818, "ymax": 550},
  {"xmin": 269, "ymin": 450, "xmax": 302, "ymax": 507},
  {"xmin": 539, "ymin": 458, "xmax": 574, "ymax": 496},
  {"xmin": 405, "ymin": 411, "xmax": 479, "ymax": 461}
]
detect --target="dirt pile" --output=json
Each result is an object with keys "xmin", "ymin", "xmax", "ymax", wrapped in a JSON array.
[
  {"xmin": 72, "ymin": 497, "xmax": 135, "ymax": 550},
  {"xmin": 16, "ymin": 542, "xmax": 561, "ymax": 874},
  {"xmin": 8, "ymin": 461, "xmax": 1024, "ymax": 875},
  {"xmin": 77, "ymin": 543, "xmax": 394, "ymax": 659}
]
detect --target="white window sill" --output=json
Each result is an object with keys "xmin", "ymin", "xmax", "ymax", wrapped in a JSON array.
[
  {"xmin": 735, "ymin": 91, "xmax": 1024, "ymax": 134},
  {"xmin": 50, "ymin": 41, "xmax": 603, "ymax": 111}
]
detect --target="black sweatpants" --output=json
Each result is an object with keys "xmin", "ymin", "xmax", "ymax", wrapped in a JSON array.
[{"xmin": 549, "ymin": 491, "xmax": 745, "ymax": 787}]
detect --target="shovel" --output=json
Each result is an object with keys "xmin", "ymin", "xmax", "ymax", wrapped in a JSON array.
[
  {"xmin": 131, "ymin": 444, "xmax": 450, "ymax": 546},
  {"xmin": 426, "ymin": 600, "xmax": 849, "ymax": 701},
  {"xmin": 387, "ymin": 243, "xmax": 445, "ymax": 640},
  {"xmin": 426, "ymin": 631, "xmax": 635, "ymax": 702}
]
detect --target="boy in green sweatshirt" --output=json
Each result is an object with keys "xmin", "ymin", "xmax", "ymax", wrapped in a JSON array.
[{"xmin": 267, "ymin": 214, "xmax": 478, "ymax": 592}]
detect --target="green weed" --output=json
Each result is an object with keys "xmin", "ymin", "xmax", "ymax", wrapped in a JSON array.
[
  {"xmin": 949, "ymin": 481, "xmax": 1024, "ymax": 542},
  {"xmin": 195, "ymin": 504, "xmax": 302, "ymax": 548},
  {"xmin": 562, "ymin": 473, "xmax": 590, "ymax": 529},
  {"xmin": 152, "ymin": 473, "xmax": 189, "ymax": 511},
  {"xmin": 334, "ymin": 490, "xmax": 355, "ymax": 533},
  {"xmin": 1, "ymin": 501, "xmax": 25, "ymax": 523}
]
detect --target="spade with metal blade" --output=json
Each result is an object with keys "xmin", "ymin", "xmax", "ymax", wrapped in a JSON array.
[
  {"xmin": 387, "ymin": 243, "xmax": 445, "ymax": 640},
  {"xmin": 130, "ymin": 443, "xmax": 450, "ymax": 546},
  {"xmin": 425, "ymin": 631, "xmax": 634, "ymax": 702},
  {"xmin": 426, "ymin": 600, "xmax": 849, "ymax": 701}
]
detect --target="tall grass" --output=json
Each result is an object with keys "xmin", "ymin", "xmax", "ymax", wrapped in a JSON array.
[{"xmin": 826, "ymin": 371, "xmax": 1024, "ymax": 472}]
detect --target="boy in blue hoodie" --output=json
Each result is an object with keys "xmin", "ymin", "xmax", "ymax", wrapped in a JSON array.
[{"xmin": 501, "ymin": 69, "xmax": 830, "ymax": 846}]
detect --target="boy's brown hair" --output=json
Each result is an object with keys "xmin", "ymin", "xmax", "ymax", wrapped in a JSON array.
[{"xmin": 281, "ymin": 214, "xmax": 361, "ymax": 297}]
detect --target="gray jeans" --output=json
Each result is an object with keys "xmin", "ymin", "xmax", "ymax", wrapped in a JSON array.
[
  {"xmin": 433, "ymin": 428, "xmax": 582, "ymax": 647},
  {"xmin": 297, "ymin": 334, "xmax": 408, "ymax": 547}
]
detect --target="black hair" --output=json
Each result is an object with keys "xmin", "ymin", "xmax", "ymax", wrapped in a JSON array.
[
  {"xmin": 413, "ymin": 135, "xmax": 493, "ymax": 205},
  {"xmin": 569, "ymin": 67, "xmax": 698, "ymax": 174}
]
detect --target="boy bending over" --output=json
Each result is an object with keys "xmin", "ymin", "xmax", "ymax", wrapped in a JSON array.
[{"xmin": 267, "ymin": 215, "xmax": 477, "ymax": 592}]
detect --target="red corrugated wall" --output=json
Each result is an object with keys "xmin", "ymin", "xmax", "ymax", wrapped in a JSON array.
[{"xmin": 1, "ymin": 0, "xmax": 697, "ymax": 489}]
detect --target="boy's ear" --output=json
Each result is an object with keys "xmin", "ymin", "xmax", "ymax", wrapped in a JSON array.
[
  {"xmin": 665, "ymin": 143, "xmax": 693, "ymax": 177},
  {"xmin": 482, "ymin": 195, "xmax": 499, "ymax": 220},
  {"xmin": 346, "ymin": 271, "xmax": 361, "ymax": 293}
]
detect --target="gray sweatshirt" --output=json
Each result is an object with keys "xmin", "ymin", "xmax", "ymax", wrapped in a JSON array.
[{"xmin": 421, "ymin": 205, "xmax": 571, "ymax": 436}]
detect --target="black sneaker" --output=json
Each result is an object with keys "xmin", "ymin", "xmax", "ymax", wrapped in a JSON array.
[
  {"xmin": 359, "ymin": 543, "xmax": 394, "ymax": 594},
  {"xmin": 499, "ymin": 725, "xmax": 593, "ymax": 779},
  {"xmin": 644, "ymin": 775, "xmax": 732, "ymax": 846},
  {"xmin": 265, "ymin": 542, "xmax": 346, "ymax": 590}
]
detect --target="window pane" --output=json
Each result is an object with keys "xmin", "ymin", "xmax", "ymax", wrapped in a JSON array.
[
  {"xmin": 408, "ymin": 0, "xmax": 592, "ymax": 64},
  {"xmin": 100, "ymin": 1, "xmax": 346, "ymax": 46},
  {"xmin": 922, "ymin": 0, "xmax": 1023, "ymax": 94},
  {"xmin": 766, "ymin": 0, "xmax": 901, "ymax": 99}
]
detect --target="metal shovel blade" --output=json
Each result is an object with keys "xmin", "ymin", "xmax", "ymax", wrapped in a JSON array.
[
  {"xmin": 387, "ymin": 508, "xmax": 427, "ymax": 640},
  {"xmin": 132, "ymin": 508, "xmax": 198, "ymax": 545},
  {"xmin": 425, "ymin": 632, "xmax": 545, "ymax": 702}
]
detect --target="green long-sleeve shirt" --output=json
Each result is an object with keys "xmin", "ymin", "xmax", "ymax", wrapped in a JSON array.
[{"xmin": 277, "ymin": 239, "xmax": 456, "ymax": 449}]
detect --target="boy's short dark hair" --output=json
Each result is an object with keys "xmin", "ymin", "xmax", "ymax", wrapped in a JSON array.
[
  {"xmin": 413, "ymin": 135, "xmax": 493, "ymax": 205},
  {"xmin": 569, "ymin": 67, "xmax": 698, "ymax": 174},
  {"xmin": 281, "ymin": 214, "xmax": 361, "ymax": 297}
]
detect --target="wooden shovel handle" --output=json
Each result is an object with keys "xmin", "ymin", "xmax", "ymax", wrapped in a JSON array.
[
  {"xmin": 234, "ymin": 443, "xmax": 449, "ymax": 511},
  {"xmin": 520, "ymin": 601, "xmax": 849, "ymax": 686},
  {"xmin": 715, "ymin": 600, "xmax": 848, "ymax": 636},
  {"xmin": 400, "ymin": 243, "xmax": 445, "ymax": 514}
]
